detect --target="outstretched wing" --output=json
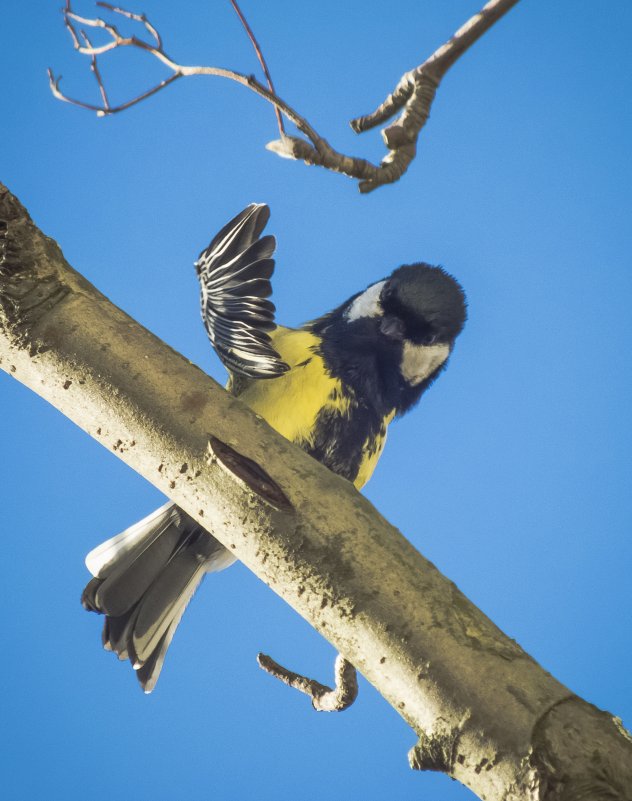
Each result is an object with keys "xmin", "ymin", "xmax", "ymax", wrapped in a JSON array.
[{"xmin": 195, "ymin": 204, "xmax": 289, "ymax": 378}]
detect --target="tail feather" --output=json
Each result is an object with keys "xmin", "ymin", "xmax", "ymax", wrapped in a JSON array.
[
  {"xmin": 85, "ymin": 502, "xmax": 175, "ymax": 578},
  {"xmin": 82, "ymin": 503, "xmax": 236, "ymax": 692},
  {"xmin": 81, "ymin": 576, "xmax": 104, "ymax": 613},
  {"xmin": 135, "ymin": 624, "xmax": 177, "ymax": 694},
  {"xmin": 104, "ymin": 606, "xmax": 140, "ymax": 662},
  {"xmin": 130, "ymin": 543, "xmax": 211, "ymax": 665},
  {"xmin": 93, "ymin": 521, "xmax": 184, "ymax": 618}
]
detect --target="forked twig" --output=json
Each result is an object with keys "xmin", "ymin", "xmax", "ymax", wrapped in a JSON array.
[
  {"xmin": 258, "ymin": 652, "xmax": 358, "ymax": 712},
  {"xmin": 50, "ymin": 0, "xmax": 521, "ymax": 192}
]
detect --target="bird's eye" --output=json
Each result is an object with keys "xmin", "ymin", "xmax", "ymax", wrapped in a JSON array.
[{"xmin": 421, "ymin": 332, "xmax": 438, "ymax": 346}]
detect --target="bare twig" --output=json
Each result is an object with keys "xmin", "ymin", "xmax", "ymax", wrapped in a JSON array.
[
  {"xmin": 350, "ymin": 0, "xmax": 521, "ymax": 136},
  {"xmin": 78, "ymin": 28, "xmax": 110, "ymax": 110},
  {"xmin": 228, "ymin": 0, "xmax": 285, "ymax": 137},
  {"xmin": 48, "ymin": 68, "xmax": 183, "ymax": 117},
  {"xmin": 257, "ymin": 653, "xmax": 358, "ymax": 712},
  {"xmin": 50, "ymin": 0, "xmax": 521, "ymax": 192},
  {"xmin": 98, "ymin": 1, "xmax": 163, "ymax": 49}
]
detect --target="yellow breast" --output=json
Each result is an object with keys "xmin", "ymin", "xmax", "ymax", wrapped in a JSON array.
[
  {"xmin": 236, "ymin": 327, "xmax": 343, "ymax": 442},
  {"xmin": 353, "ymin": 408, "xmax": 395, "ymax": 488},
  {"xmin": 233, "ymin": 327, "xmax": 391, "ymax": 490}
]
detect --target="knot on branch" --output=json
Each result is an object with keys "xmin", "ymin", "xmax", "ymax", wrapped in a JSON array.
[
  {"xmin": 381, "ymin": 74, "xmax": 438, "ymax": 149},
  {"xmin": 408, "ymin": 726, "xmax": 459, "ymax": 774},
  {"xmin": 207, "ymin": 436, "xmax": 293, "ymax": 512},
  {"xmin": 528, "ymin": 697, "xmax": 632, "ymax": 801},
  {"xmin": 381, "ymin": 125, "xmax": 415, "ymax": 150},
  {"xmin": 266, "ymin": 136, "xmax": 319, "ymax": 163}
]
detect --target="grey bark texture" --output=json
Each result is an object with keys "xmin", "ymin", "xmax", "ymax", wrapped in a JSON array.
[{"xmin": 1, "ymin": 182, "xmax": 630, "ymax": 801}]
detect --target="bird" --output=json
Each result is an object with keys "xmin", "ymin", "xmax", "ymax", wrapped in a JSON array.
[{"xmin": 81, "ymin": 203, "xmax": 467, "ymax": 693}]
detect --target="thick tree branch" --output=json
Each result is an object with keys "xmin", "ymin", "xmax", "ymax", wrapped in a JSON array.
[
  {"xmin": 2, "ymin": 182, "xmax": 631, "ymax": 800},
  {"xmin": 50, "ymin": 0, "xmax": 520, "ymax": 192}
]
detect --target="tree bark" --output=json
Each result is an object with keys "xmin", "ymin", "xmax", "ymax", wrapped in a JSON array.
[{"xmin": 1, "ymin": 182, "xmax": 630, "ymax": 801}]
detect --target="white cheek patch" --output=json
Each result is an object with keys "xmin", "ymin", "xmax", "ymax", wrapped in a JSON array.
[
  {"xmin": 401, "ymin": 342, "xmax": 450, "ymax": 386},
  {"xmin": 346, "ymin": 281, "xmax": 386, "ymax": 321}
]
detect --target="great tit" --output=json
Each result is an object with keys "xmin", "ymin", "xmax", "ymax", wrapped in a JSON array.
[{"xmin": 82, "ymin": 204, "xmax": 467, "ymax": 692}]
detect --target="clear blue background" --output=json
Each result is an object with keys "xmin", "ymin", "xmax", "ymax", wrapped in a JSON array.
[{"xmin": 1, "ymin": 2, "xmax": 630, "ymax": 799}]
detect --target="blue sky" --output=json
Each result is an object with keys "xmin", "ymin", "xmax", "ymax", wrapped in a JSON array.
[{"xmin": 1, "ymin": 2, "xmax": 631, "ymax": 799}]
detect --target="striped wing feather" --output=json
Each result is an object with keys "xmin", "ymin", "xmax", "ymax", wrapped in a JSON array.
[{"xmin": 195, "ymin": 204, "xmax": 289, "ymax": 378}]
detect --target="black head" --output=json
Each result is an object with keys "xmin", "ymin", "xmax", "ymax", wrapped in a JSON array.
[
  {"xmin": 378, "ymin": 263, "xmax": 467, "ymax": 346},
  {"xmin": 312, "ymin": 262, "xmax": 466, "ymax": 415}
]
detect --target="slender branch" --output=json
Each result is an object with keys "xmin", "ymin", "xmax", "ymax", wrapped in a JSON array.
[
  {"xmin": 257, "ymin": 653, "xmax": 358, "ymax": 712},
  {"xmin": 78, "ymin": 28, "xmax": 110, "ymax": 110},
  {"xmin": 228, "ymin": 0, "xmax": 285, "ymax": 137},
  {"xmin": 98, "ymin": 1, "xmax": 163, "ymax": 49},
  {"xmin": 351, "ymin": 0, "xmax": 521, "ymax": 134},
  {"xmin": 49, "ymin": 68, "xmax": 183, "ymax": 117},
  {"xmin": 51, "ymin": 0, "xmax": 521, "ymax": 192}
]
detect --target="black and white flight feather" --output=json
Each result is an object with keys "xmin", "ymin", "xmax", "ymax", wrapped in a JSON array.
[{"xmin": 194, "ymin": 203, "xmax": 289, "ymax": 379}]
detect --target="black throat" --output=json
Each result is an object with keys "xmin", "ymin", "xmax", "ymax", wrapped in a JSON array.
[{"xmin": 310, "ymin": 308, "xmax": 444, "ymax": 417}]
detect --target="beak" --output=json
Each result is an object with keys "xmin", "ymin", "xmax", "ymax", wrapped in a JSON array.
[{"xmin": 380, "ymin": 315, "xmax": 405, "ymax": 340}]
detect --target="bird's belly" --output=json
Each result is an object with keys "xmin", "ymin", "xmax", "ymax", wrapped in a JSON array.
[{"xmin": 303, "ymin": 404, "xmax": 394, "ymax": 489}]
